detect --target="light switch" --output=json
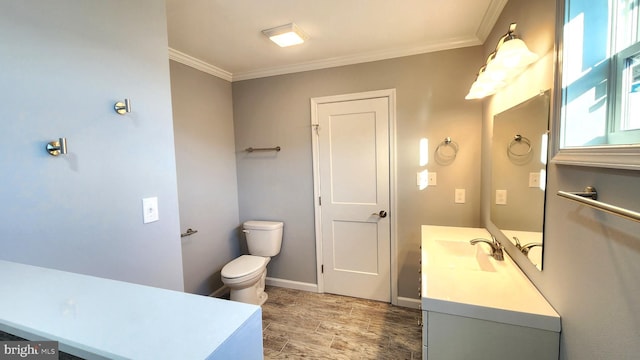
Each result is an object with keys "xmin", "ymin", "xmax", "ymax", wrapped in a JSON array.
[
  {"xmin": 455, "ymin": 189, "xmax": 465, "ymax": 204},
  {"xmin": 417, "ymin": 170, "xmax": 429, "ymax": 189},
  {"xmin": 496, "ymin": 190, "xmax": 507, "ymax": 205},
  {"xmin": 142, "ymin": 197, "xmax": 159, "ymax": 224}
]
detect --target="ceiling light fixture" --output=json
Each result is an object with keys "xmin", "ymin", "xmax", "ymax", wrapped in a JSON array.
[
  {"xmin": 262, "ymin": 23, "xmax": 308, "ymax": 47},
  {"xmin": 466, "ymin": 23, "xmax": 538, "ymax": 100}
]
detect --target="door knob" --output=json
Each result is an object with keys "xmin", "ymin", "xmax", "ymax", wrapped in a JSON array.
[{"xmin": 372, "ymin": 210, "xmax": 388, "ymax": 218}]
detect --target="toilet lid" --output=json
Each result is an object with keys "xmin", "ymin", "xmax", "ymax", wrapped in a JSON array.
[{"xmin": 221, "ymin": 255, "xmax": 269, "ymax": 279}]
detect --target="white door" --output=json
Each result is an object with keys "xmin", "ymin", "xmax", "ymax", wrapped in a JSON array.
[{"xmin": 314, "ymin": 95, "xmax": 391, "ymax": 302}]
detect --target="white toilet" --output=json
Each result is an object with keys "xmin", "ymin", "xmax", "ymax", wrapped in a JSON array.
[{"xmin": 221, "ymin": 220, "xmax": 283, "ymax": 305}]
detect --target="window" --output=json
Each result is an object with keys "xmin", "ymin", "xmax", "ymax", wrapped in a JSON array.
[{"xmin": 560, "ymin": 0, "xmax": 640, "ymax": 148}]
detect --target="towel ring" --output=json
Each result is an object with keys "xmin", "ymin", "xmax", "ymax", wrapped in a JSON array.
[
  {"xmin": 435, "ymin": 137, "xmax": 459, "ymax": 165},
  {"xmin": 507, "ymin": 134, "xmax": 532, "ymax": 158}
]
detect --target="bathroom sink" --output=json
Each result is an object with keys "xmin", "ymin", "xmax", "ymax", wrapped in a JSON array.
[
  {"xmin": 421, "ymin": 225, "xmax": 561, "ymax": 334},
  {"xmin": 427, "ymin": 239, "xmax": 497, "ymax": 272}
]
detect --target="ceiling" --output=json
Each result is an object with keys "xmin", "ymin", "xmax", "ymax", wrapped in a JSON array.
[{"xmin": 165, "ymin": 0, "xmax": 507, "ymax": 82}]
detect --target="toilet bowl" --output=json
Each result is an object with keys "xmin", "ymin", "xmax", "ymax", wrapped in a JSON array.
[
  {"xmin": 221, "ymin": 221, "xmax": 283, "ymax": 305},
  {"xmin": 221, "ymin": 255, "xmax": 270, "ymax": 305}
]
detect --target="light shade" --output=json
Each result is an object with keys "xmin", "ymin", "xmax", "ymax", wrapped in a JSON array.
[
  {"xmin": 494, "ymin": 38, "xmax": 538, "ymax": 69},
  {"xmin": 262, "ymin": 23, "xmax": 308, "ymax": 47},
  {"xmin": 465, "ymin": 23, "xmax": 538, "ymax": 100}
]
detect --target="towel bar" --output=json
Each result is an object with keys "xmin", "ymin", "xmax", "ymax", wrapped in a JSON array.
[
  {"xmin": 557, "ymin": 186, "xmax": 640, "ymax": 223},
  {"xmin": 245, "ymin": 146, "xmax": 281, "ymax": 152}
]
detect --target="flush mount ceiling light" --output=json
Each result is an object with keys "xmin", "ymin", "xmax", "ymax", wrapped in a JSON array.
[
  {"xmin": 466, "ymin": 23, "xmax": 538, "ymax": 100},
  {"xmin": 262, "ymin": 23, "xmax": 308, "ymax": 47}
]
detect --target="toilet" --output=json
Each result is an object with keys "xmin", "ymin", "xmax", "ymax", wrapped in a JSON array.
[{"xmin": 221, "ymin": 220, "xmax": 283, "ymax": 305}]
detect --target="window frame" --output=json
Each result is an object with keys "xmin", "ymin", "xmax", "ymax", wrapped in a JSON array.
[{"xmin": 552, "ymin": 0, "xmax": 640, "ymax": 170}]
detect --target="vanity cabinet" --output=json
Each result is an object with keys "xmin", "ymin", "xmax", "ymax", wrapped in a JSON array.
[
  {"xmin": 422, "ymin": 311, "xmax": 559, "ymax": 360},
  {"xmin": 420, "ymin": 226, "xmax": 560, "ymax": 360}
]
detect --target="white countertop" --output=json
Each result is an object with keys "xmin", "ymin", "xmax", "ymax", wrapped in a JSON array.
[
  {"xmin": 0, "ymin": 260, "xmax": 262, "ymax": 359},
  {"xmin": 421, "ymin": 226, "xmax": 560, "ymax": 332}
]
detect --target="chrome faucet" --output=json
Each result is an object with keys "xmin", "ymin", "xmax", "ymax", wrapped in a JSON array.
[
  {"xmin": 470, "ymin": 235, "xmax": 504, "ymax": 261},
  {"xmin": 513, "ymin": 236, "xmax": 543, "ymax": 256}
]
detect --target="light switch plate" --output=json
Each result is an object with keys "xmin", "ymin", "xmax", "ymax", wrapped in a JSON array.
[
  {"xmin": 496, "ymin": 190, "xmax": 507, "ymax": 205},
  {"xmin": 455, "ymin": 189, "xmax": 465, "ymax": 204},
  {"xmin": 142, "ymin": 197, "xmax": 159, "ymax": 224}
]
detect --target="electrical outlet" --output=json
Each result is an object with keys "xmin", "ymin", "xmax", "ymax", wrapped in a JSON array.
[
  {"xmin": 496, "ymin": 190, "xmax": 507, "ymax": 205},
  {"xmin": 142, "ymin": 197, "xmax": 159, "ymax": 224},
  {"xmin": 529, "ymin": 172, "xmax": 540, "ymax": 187},
  {"xmin": 455, "ymin": 189, "xmax": 465, "ymax": 204}
]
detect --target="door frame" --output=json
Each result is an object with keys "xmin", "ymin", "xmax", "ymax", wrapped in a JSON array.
[{"xmin": 310, "ymin": 89, "xmax": 398, "ymax": 305}]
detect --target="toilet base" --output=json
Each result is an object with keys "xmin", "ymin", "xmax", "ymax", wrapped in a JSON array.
[{"xmin": 228, "ymin": 269, "xmax": 268, "ymax": 305}]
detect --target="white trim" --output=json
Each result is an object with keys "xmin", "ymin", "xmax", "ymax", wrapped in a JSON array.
[
  {"xmin": 265, "ymin": 277, "xmax": 319, "ymax": 293},
  {"xmin": 476, "ymin": 0, "xmax": 510, "ymax": 43},
  {"xmin": 208, "ymin": 285, "xmax": 229, "ymax": 298},
  {"xmin": 310, "ymin": 89, "xmax": 399, "ymax": 305},
  {"xmin": 310, "ymin": 98, "xmax": 325, "ymax": 294},
  {"xmin": 232, "ymin": 39, "xmax": 480, "ymax": 81},
  {"xmin": 169, "ymin": 38, "xmax": 482, "ymax": 83},
  {"xmin": 551, "ymin": 146, "xmax": 640, "ymax": 170},
  {"xmin": 397, "ymin": 296, "xmax": 422, "ymax": 310},
  {"xmin": 389, "ymin": 90, "xmax": 399, "ymax": 306},
  {"xmin": 168, "ymin": 48, "xmax": 233, "ymax": 82}
]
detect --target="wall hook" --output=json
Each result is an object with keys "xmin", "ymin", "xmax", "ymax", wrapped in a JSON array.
[
  {"xmin": 46, "ymin": 137, "xmax": 68, "ymax": 156},
  {"xmin": 114, "ymin": 98, "xmax": 131, "ymax": 115}
]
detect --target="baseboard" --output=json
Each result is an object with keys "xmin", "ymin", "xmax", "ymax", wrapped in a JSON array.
[
  {"xmin": 397, "ymin": 296, "xmax": 421, "ymax": 310},
  {"xmin": 208, "ymin": 285, "xmax": 230, "ymax": 298},
  {"xmin": 215, "ymin": 279, "xmax": 420, "ymax": 309},
  {"xmin": 265, "ymin": 277, "xmax": 318, "ymax": 293}
]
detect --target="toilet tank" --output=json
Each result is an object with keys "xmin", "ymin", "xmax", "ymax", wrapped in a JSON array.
[{"xmin": 243, "ymin": 221, "xmax": 284, "ymax": 257}]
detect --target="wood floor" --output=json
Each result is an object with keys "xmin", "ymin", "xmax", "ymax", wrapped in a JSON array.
[{"xmin": 261, "ymin": 286, "xmax": 422, "ymax": 359}]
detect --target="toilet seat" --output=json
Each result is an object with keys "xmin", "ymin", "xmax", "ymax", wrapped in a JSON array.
[{"xmin": 221, "ymin": 255, "xmax": 269, "ymax": 279}]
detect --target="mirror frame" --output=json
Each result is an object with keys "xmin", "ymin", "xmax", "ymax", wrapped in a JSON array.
[
  {"xmin": 491, "ymin": 91, "xmax": 550, "ymax": 271},
  {"xmin": 550, "ymin": 0, "xmax": 640, "ymax": 170}
]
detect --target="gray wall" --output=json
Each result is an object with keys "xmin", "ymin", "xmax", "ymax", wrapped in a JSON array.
[
  {"xmin": 482, "ymin": 0, "xmax": 640, "ymax": 359},
  {"xmin": 169, "ymin": 61, "xmax": 241, "ymax": 295},
  {"xmin": 232, "ymin": 49, "xmax": 483, "ymax": 298},
  {"xmin": 0, "ymin": 1, "xmax": 184, "ymax": 291}
]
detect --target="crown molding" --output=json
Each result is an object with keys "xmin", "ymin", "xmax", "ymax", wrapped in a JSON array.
[
  {"xmin": 232, "ymin": 37, "xmax": 481, "ymax": 81},
  {"xmin": 476, "ymin": 0, "xmax": 509, "ymax": 42},
  {"xmin": 169, "ymin": 36, "xmax": 483, "ymax": 82},
  {"xmin": 168, "ymin": 48, "xmax": 232, "ymax": 82}
]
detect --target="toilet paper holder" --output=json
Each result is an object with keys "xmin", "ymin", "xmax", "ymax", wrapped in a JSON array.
[{"xmin": 181, "ymin": 228, "xmax": 198, "ymax": 238}]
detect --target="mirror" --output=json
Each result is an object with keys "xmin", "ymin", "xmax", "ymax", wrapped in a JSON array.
[
  {"xmin": 491, "ymin": 91, "xmax": 550, "ymax": 270},
  {"xmin": 553, "ymin": 0, "xmax": 640, "ymax": 169}
]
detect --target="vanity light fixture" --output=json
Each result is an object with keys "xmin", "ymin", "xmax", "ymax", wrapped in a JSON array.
[
  {"xmin": 466, "ymin": 23, "xmax": 538, "ymax": 100},
  {"xmin": 262, "ymin": 23, "xmax": 308, "ymax": 47},
  {"xmin": 114, "ymin": 98, "xmax": 131, "ymax": 115},
  {"xmin": 46, "ymin": 137, "xmax": 68, "ymax": 156}
]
